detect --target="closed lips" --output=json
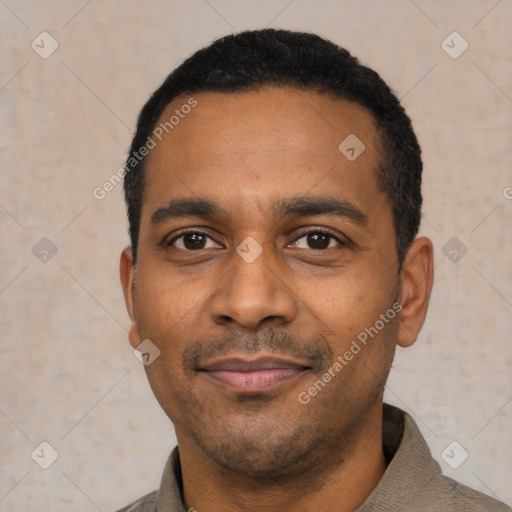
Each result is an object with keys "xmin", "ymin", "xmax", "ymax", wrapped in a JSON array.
[
  {"xmin": 198, "ymin": 355, "xmax": 311, "ymax": 393},
  {"xmin": 198, "ymin": 355, "xmax": 312, "ymax": 372}
]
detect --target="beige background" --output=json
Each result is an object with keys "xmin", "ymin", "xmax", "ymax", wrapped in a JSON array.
[{"xmin": 1, "ymin": 1, "xmax": 511, "ymax": 510}]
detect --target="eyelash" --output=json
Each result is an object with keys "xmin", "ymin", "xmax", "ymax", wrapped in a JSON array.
[{"xmin": 166, "ymin": 228, "xmax": 347, "ymax": 251}]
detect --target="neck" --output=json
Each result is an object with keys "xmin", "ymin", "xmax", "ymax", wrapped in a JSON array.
[{"xmin": 177, "ymin": 405, "xmax": 387, "ymax": 512}]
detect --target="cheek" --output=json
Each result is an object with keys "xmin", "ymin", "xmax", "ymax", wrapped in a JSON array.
[
  {"xmin": 133, "ymin": 265, "xmax": 206, "ymax": 379},
  {"xmin": 134, "ymin": 263, "xmax": 198, "ymax": 334},
  {"xmin": 308, "ymin": 267, "xmax": 397, "ymax": 343}
]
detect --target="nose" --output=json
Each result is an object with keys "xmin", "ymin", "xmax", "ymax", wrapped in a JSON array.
[{"xmin": 209, "ymin": 242, "xmax": 297, "ymax": 330}]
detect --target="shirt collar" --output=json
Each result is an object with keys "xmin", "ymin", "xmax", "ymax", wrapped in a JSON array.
[
  {"xmin": 155, "ymin": 403, "xmax": 441, "ymax": 511},
  {"xmin": 355, "ymin": 403, "xmax": 441, "ymax": 511}
]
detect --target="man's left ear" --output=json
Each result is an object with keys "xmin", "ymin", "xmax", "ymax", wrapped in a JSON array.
[{"xmin": 397, "ymin": 236, "xmax": 434, "ymax": 348}]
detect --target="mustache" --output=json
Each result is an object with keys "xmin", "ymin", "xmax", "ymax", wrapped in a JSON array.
[{"xmin": 182, "ymin": 327, "xmax": 333, "ymax": 373}]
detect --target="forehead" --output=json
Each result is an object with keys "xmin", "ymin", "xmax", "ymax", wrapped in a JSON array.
[{"xmin": 142, "ymin": 87, "xmax": 386, "ymax": 222}]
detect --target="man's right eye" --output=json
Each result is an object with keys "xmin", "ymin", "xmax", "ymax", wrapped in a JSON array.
[{"xmin": 168, "ymin": 230, "xmax": 222, "ymax": 251}]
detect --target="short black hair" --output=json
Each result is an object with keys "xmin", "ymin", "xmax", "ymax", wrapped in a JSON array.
[{"xmin": 124, "ymin": 28, "xmax": 422, "ymax": 265}]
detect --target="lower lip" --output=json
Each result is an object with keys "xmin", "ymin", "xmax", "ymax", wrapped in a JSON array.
[{"xmin": 202, "ymin": 368, "xmax": 305, "ymax": 393}]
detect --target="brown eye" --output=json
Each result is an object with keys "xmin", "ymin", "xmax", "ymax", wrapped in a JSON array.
[
  {"xmin": 169, "ymin": 231, "xmax": 220, "ymax": 251},
  {"xmin": 307, "ymin": 232, "xmax": 330, "ymax": 249},
  {"xmin": 182, "ymin": 233, "xmax": 206, "ymax": 250},
  {"xmin": 291, "ymin": 231, "xmax": 342, "ymax": 250}
]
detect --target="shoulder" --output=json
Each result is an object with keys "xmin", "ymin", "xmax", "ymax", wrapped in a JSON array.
[
  {"xmin": 418, "ymin": 473, "xmax": 510, "ymax": 511},
  {"xmin": 375, "ymin": 404, "xmax": 510, "ymax": 511},
  {"xmin": 115, "ymin": 490, "xmax": 158, "ymax": 512}
]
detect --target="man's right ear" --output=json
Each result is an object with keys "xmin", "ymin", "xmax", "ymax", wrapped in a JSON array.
[{"xmin": 120, "ymin": 247, "xmax": 141, "ymax": 349}]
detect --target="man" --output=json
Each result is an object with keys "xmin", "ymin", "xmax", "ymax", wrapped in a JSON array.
[{"xmin": 117, "ymin": 29, "xmax": 510, "ymax": 511}]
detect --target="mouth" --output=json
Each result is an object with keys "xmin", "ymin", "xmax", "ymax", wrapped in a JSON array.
[{"xmin": 197, "ymin": 352, "xmax": 312, "ymax": 393}]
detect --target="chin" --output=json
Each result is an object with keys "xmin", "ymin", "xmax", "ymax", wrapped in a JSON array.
[{"xmin": 192, "ymin": 421, "xmax": 318, "ymax": 475}]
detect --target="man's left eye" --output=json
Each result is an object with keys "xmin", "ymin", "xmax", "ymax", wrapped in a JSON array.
[{"xmin": 290, "ymin": 231, "xmax": 342, "ymax": 250}]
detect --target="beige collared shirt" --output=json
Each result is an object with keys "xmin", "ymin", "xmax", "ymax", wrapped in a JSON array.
[{"xmin": 117, "ymin": 404, "xmax": 510, "ymax": 511}]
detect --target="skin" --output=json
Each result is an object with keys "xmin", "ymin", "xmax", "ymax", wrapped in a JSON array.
[{"xmin": 120, "ymin": 87, "xmax": 434, "ymax": 512}]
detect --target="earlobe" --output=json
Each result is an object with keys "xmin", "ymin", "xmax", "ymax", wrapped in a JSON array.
[
  {"xmin": 397, "ymin": 237, "xmax": 434, "ymax": 348},
  {"xmin": 120, "ymin": 247, "xmax": 141, "ymax": 349}
]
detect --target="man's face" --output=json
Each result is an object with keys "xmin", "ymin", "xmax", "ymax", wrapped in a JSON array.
[{"xmin": 122, "ymin": 88, "xmax": 402, "ymax": 474}]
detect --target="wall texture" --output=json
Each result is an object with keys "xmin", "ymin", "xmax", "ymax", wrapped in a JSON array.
[{"xmin": 0, "ymin": 1, "xmax": 511, "ymax": 510}]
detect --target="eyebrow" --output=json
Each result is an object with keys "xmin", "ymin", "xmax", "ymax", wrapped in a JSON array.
[
  {"xmin": 151, "ymin": 198, "xmax": 228, "ymax": 226},
  {"xmin": 273, "ymin": 196, "xmax": 368, "ymax": 225},
  {"xmin": 150, "ymin": 196, "xmax": 368, "ymax": 227}
]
